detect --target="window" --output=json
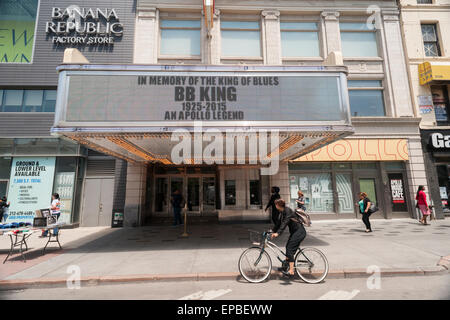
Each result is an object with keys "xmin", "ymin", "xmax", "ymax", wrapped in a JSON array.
[
  {"xmin": 340, "ymin": 22, "xmax": 379, "ymax": 57},
  {"xmin": 221, "ymin": 21, "xmax": 261, "ymax": 57},
  {"xmin": 417, "ymin": 0, "xmax": 432, "ymax": 4},
  {"xmin": 431, "ymin": 86, "xmax": 449, "ymax": 125},
  {"xmin": 249, "ymin": 180, "xmax": 261, "ymax": 205},
  {"xmin": 348, "ymin": 80, "xmax": 385, "ymax": 116},
  {"xmin": 0, "ymin": 89, "xmax": 57, "ymax": 112},
  {"xmin": 421, "ymin": 24, "xmax": 441, "ymax": 57},
  {"xmin": 160, "ymin": 20, "xmax": 201, "ymax": 56},
  {"xmin": 290, "ymin": 173, "xmax": 334, "ymax": 213},
  {"xmin": 0, "ymin": 0, "xmax": 39, "ymax": 63},
  {"xmin": 281, "ymin": 22, "xmax": 320, "ymax": 57},
  {"xmin": 225, "ymin": 180, "xmax": 236, "ymax": 205}
]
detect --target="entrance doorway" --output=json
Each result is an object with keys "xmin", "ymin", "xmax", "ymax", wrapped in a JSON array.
[
  {"xmin": 356, "ymin": 174, "xmax": 384, "ymax": 218},
  {"xmin": 80, "ymin": 178, "xmax": 114, "ymax": 227},
  {"xmin": 154, "ymin": 175, "xmax": 217, "ymax": 216}
]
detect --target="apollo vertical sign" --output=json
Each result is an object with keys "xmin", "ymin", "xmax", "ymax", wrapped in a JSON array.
[{"xmin": 46, "ymin": 6, "xmax": 123, "ymax": 45}]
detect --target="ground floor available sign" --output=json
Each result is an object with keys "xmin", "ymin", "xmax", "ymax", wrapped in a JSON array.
[{"xmin": 6, "ymin": 157, "xmax": 56, "ymax": 223}]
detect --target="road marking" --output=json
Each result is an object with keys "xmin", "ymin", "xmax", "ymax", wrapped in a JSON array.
[
  {"xmin": 317, "ymin": 289, "xmax": 360, "ymax": 300},
  {"xmin": 179, "ymin": 289, "xmax": 232, "ymax": 300}
]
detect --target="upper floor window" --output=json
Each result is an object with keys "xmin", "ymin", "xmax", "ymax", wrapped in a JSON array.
[
  {"xmin": 421, "ymin": 24, "xmax": 441, "ymax": 57},
  {"xmin": 160, "ymin": 19, "xmax": 201, "ymax": 57},
  {"xmin": 0, "ymin": 0, "xmax": 39, "ymax": 63},
  {"xmin": 348, "ymin": 80, "xmax": 385, "ymax": 117},
  {"xmin": 221, "ymin": 21, "xmax": 261, "ymax": 57},
  {"xmin": 280, "ymin": 22, "xmax": 320, "ymax": 57},
  {"xmin": 0, "ymin": 89, "xmax": 56, "ymax": 112},
  {"xmin": 340, "ymin": 22, "xmax": 379, "ymax": 58},
  {"xmin": 417, "ymin": 0, "xmax": 433, "ymax": 4}
]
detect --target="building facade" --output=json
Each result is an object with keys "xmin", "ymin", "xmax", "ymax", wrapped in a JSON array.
[
  {"xmin": 399, "ymin": 0, "xmax": 450, "ymax": 218},
  {"xmin": 0, "ymin": 0, "xmax": 136, "ymax": 226},
  {"xmin": 1, "ymin": 0, "xmax": 430, "ymax": 227}
]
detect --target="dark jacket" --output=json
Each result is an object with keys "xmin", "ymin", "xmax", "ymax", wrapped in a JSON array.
[
  {"xmin": 272, "ymin": 207, "xmax": 303, "ymax": 236},
  {"xmin": 265, "ymin": 187, "xmax": 280, "ymax": 212}
]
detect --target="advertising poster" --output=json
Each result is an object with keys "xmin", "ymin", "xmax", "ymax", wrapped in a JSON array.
[
  {"xmin": 53, "ymin": 172, "xmax": 76, "ymax": 224},
  {"xmin": 6, "ymin": 157, "xmax": 56, "ymax": 223},
  {"xmin": 390, "ymin": 179, "xmax": 405, "ymax": 204},
  {"xmin": 299, "ymin": 177, "xmax": 308, "ymax": 191}
]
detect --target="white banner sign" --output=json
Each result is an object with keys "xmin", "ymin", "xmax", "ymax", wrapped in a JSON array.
[{"xmin": 6, "ymin": 157, "xmax": 56, "ymax": 223}]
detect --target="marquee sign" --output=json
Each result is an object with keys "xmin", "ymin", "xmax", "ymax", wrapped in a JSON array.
[
  {"xmin": 56, "ymin": 68, "xmax": 350, "ymax": 126},
  {"xmin": 46, "ymin": 6, "xmax": 123, "ymax": 45}
]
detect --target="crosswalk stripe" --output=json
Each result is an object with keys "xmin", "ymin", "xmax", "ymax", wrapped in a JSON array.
[{"xmin": 318, "ymin": 289, "xmax": 360, "ymax": 300}]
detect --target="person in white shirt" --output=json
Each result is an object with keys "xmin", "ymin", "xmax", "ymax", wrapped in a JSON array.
[{"xmin": 41, "ymin": 193, "xmax": 61, "ymax": 237}]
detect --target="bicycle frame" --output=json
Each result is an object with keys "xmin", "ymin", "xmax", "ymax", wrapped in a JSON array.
[{"xmin": 254, "ymin": 233, "xmax": 314, "ymax": 269}]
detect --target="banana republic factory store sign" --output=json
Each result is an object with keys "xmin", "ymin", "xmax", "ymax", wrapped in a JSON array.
[{"xmin": 46, "ymin": 6, "xmax": 123, "ymax": 45}]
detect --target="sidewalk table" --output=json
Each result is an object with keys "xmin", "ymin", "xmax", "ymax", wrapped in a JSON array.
[
  {"xmin": 1, "ymin": 228, "xmax": 37, "ymax": 264},
  {"xmin": 1, "ymin": 222, "xmax": 66, "ymax": 263}
]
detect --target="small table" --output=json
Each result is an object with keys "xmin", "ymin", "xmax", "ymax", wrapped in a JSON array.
[
  {"xmin": 41, "ymin": 224, "xmax": 63, "ymax": 254},
  {"xmin": 1, "ymin": 228, "xmax": 37, "ymax": 264}
]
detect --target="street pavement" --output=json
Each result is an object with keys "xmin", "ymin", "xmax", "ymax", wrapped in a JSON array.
[
  {"xmin": 0, "ymin": 218, "xmax": 449, "ymax": 287},
  {"xmin": 1, "ymin": 274, "xmax": 449, "ymax": 300}
]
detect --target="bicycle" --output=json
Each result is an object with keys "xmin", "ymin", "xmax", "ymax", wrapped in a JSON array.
[{"xmin": 238, "ymin": 230, "xmax": 329, "ymax": 284}]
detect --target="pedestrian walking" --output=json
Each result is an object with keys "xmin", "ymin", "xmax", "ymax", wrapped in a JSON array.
[
  {"xmin": 295, "ymin": 190, "xmax": 306, "ymax": 212},
  {"xmin": 358, "ymin": 192, "xmax": 373, "ymax": 233},
  {"xmin": 170, "ymin": 189, "xmax": 184, "ymax": 226},
  {"xmin": 416, "ymin": 185, "xmax": 431, "ymax": 225},
  {"xmin": 265, "ymin": 186, "xmax": 281, "ymax": 227},
  {"xmin": 40, "ymin": 193, "xmax": 61, "ymax": 237},
  {"xmin": 0, "ymin": 196, "xmax": 10, "ymax": 223}
]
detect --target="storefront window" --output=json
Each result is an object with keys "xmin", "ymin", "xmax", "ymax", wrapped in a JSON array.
[
  {"xmin": 53, "ymin": 157, "xmax": 77, "ymax": 224},
  {"xmin": 291, "ymin": 173, "xmax": 334, "ymax": 213},
  {"xmin": 225, "ymin": 180, "xmax": 236, "ymax": 205},
  {"xmin": 336, "ymin": 173, "xmax": 354, "ymax": 213},
  {"xmin": 249, "ymin": 180, "xmax": 261, "ymax": 205},
  {"xmin": 436, "ymin": 165, "xmax": 450, "ymax": 211},
  {"xmin": 0, "ymin": 0, "xmax": 39, "ymax": 63}
]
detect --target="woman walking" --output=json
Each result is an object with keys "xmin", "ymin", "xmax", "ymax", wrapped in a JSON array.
[
  {"xmin": 296, "ymin": 191, "xmax": 306, "ymax": 213},
  {"xmin": 265, "ymin": 186, "xmax": 281, "ymax": 227},
  {"xmin": 358, "ymin": 192, "xmax": 373, "ymax": 233},
  {"xmin": 416, "ymin": 185, "xmax": 431, "ymax": 225}
]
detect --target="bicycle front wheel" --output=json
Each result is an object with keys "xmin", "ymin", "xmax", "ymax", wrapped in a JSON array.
[
  {"xmin": 238, "ymin": 246, "xmax": 272, "ymax": 283},
  {"xmin": 295, "ymin": 247, "xmax": 329, "ymax": 284}
]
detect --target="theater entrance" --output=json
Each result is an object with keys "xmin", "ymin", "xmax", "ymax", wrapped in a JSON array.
[{"xmin": 152, "ymin": 166, "xmax": 218, "ymax": 218}]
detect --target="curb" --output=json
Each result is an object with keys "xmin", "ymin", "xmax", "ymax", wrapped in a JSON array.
[{"xmin": 0, "ymin": 266, "xmax": 447, "ymax": 290}]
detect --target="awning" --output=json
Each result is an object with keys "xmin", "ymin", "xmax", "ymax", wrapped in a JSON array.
[{"xmin": 419, "ymin": 62, "xmax": 450, "ymax": 85}]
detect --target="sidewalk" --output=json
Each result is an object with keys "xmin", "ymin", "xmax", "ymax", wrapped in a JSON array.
[{"xmin": 0, "ymin": 218, "xmax": 449, "ymax": 289}]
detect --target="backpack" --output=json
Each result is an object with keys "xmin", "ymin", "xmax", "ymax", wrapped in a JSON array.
[{"xmin": 295, "ymin": 208, "xmax": 312, "ymax": 227}]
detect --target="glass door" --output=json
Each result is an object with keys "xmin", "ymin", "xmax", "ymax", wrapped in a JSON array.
[
  {"xmin": 358, "ymin": 178, "xmax": 378, "ymax": 207},
  {"xmin": 187, "ymin": 177, "xmax": 200, "ymax": 212},
  {"xmin": 170, "ymin": 177, "xmax": 183, "ymax": 213},
  {"xmin": 202, "ymin": 177, "xmax": 216, "ymax": 212},
  {"xmin": 155, "ymin": 177, "xmax": 168, "ymax": 214}
]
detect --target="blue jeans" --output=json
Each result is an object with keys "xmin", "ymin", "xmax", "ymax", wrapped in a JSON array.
[
  {"xmin": 42, "ymin": 213, "xmax": 60, "ymax": 236},
  {"xmin": 173, "ymin": 207, "xmax": 182, "ymax": 225}
]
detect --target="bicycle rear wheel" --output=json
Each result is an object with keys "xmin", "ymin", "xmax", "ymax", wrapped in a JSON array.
[
  {"xmin": 295, "ymin": 247, "xmax": 328, "ymax": 284},
  {"xmin": 238, "ymin": 246, "xmax": 272, "ymax": 283}
]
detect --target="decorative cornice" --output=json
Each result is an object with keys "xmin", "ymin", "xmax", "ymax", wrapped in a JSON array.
[
  {"xmin": 137, "ymin": 7, "xmax": 156, "ymax": 20},
  {"xmin": 321, "ymin": 10, "xmax": 340, "ymax": 21},
  {"xmin": 262, "ymin": 10, "xmax": 280, "ymax": 20}
]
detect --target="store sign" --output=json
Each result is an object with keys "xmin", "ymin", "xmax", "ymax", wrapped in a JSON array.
[
  {"xmin": 6, "ymin": 157, "xmax": 56, "ymax": 223},
  {"xmin": 390, "ymin": 179, "xmax": 405, "ymax": 204},
  {"xmin": 46, "ymin": 6, "xmax": 123, "ymax": 45},
  {"xmin": 429, "ymin": 132, "xmax": 450, "ymax": 150},
  {"xmin": 63, "ymin": 73, "xmax": 347, "ymax": 123}
]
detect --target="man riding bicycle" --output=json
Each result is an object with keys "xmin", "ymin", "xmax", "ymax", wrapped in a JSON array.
[{"xmin": 271, "ymin": 198, "xmax": 307, "ymax": 277}]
